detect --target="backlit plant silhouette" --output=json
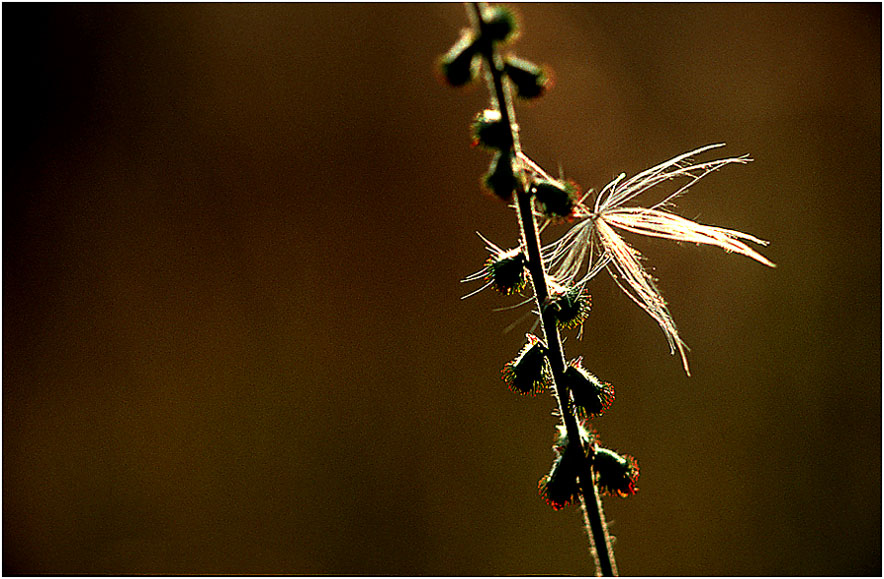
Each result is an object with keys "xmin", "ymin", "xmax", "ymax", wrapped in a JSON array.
[{"xmin": 440, "ymin": 4, "xmax": 774, "ymax": 575}]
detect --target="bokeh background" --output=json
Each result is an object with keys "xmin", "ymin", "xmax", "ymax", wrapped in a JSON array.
[{"xmin": 4, "ymin": 3, "xmax": 880, "ymax": 576}]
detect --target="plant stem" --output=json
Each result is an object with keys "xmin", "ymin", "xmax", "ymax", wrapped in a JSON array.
[{"xmin": 467, "ymin": 3, "xmax": 618, "ymax": 575}]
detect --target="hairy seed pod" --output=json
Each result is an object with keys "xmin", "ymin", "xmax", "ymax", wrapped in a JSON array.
[
  {"xmin": 501, "ymin": 334, "xmax": 551, "ymax": 395},
  {"xmin": 593, "ymin": 447, "xmax": 640, "ymax": 498},
  {"xmin": 530, "ymin": 179, "xmax": 578, "ymax": 221},
  {"xmin": 482, "ymin": 5, "xmax": 518, "ymax": 44},
  {"xmin": 540, "ymin": 421, "xmax": 599, "ymax": 510},
  {"xmin": 471, "ymin": 109, "xmax": 512, "ymax": 151},
  {"xmin": 503, "ymin": 56, "xmax": 549, "ymax": 99},
  {"xmin": 482, "ymin": 150, "xmax": 518, "ymax": 201},
  {"xmin": 538, "ymin": 444, "xmax": 582, "ymax": 510},
  {"xmin": 544, "ymin": 284, "xmax": 591, "ymax": 330},
  {"xmin": 484, "ymin": 247, "xmax": 527, "ymax": 295},
  {"xmin": 564, "ymin": 358, "xmax": 615, "ymax": 417},
  {"xmin": 440, "ymin": 31, "xmax": 480, "ymax": 87}
]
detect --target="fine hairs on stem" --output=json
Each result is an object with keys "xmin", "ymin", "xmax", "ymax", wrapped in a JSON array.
[{"xmin": 440, "ymin": 3, "xmax": 773, "ymax": 575}]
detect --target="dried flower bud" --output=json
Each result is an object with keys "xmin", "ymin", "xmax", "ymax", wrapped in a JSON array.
[
  {"xmin": 564, "ymin": 358, "xmax": 614, "ymax": 417},
  {"xmin": 440, "ymin": 31, "xmax": 480, "ymax": 87},
  {"xmin": 482, "ymin": 5, "xmax": 518, "ymax": 44},
  {"xmin": 544, "ymin": 283, "xmax": 591, "ymax": 330},
  {"xmin": 484, "ymin": 247, "xmax": 527, "ymax": 295},
  {"xmin": 503, "ymin": 56, "xmax": 549, "ymax": 99},
  {"xmin": 471, "ymin": 109, "xmax": 512, "ymax": 151},
  {"xmin": 530, "ymin": 179, "xmax": 578, "ymax": 221},
  {"xmin": 593, "ymin": 447, "xmax": 640, "ymax": 498},
  {"xmin": 482, "ymin": 150, "xmax": 518, "ymax": 202},
  {"xmin": 501, "ymin": 334, "xmax": 551, "ymax": 396}
]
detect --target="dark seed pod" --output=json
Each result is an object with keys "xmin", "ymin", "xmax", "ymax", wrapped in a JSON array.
[
  {"xmin": 544, "ymin": 283, "xmax": 591, "ymax": 330},
  {"xmin": 539, "ymin": 422, "xmax": 598, "ymax": 510},
  {"xmin": 471, "ymin": 109, "xmax": 512, "ymax": 151},
  {"xmin": 440, "ymin": 31, "xmax": 480, "ymax": 87},
  {"xmin": 503, "ymin": 56, "xmax": 549, "ymax": 99},
  {"xmin": 538, "ymin": 443, "xmax": 582, "ymax": 510},
  {"xmin": 530, "ymin": 179, "xmax": 578, "ymax": 221},
  {"xmin": 501, "ymin": 334, "xmax": 551, "ymax": 396},
  {"xmin": 482, "ymin": 5, "xmax": 518, "ymax": 44},
  {"xmin": 484, "ymin": 247, "xmax": 527, "ymax": 295},
  {"xmin": 482, "ymin": 150, "xmax": 518, "ymax": 202},
  {"xmin": 564, "ymin": 358, "xmax": 615, "ymax": 417},
  {"xmin": 593, "ymin": 447, "xmax": 640, "ymax": 498}
]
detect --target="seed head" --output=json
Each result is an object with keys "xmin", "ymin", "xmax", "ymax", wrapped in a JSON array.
[{"xmin": 542, "ymin": 144, "xmax": 775, "ymax": 374}]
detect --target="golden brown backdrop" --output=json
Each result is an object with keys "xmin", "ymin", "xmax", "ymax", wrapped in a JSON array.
[{"xmin": 4, "ymin": 3, "xmax": 881, "ymax": 575}]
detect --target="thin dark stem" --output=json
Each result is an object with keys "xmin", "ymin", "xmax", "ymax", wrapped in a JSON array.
[{"xmin": 467, "ymin": 3, "xmax": 618, "ymax": 576}]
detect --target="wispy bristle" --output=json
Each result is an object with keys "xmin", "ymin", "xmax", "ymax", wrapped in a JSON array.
[
  {"xmin": 595, "ymin": 218, "xmax": 691, "ymax": 375},
  {"xmin": 604, "ymin": 208, "xmax": 776, "ymax": 268},
  {"xmin": 595, "ymin": 144, "xmax": 752, "ymax": 215},
  {"xmin": 542, "ymin": 219, "xmax": 609, "ymax": 288}
]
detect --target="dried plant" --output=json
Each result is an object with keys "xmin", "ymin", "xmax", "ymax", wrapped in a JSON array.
[{"xmin": 439, "ymin": 4, "xmax": 773, "ymax": 574}]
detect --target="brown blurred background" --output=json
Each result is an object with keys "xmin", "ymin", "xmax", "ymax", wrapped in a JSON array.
[{"xmin": 3, "ymin": 3, "xmax": 880, "ymax": 576}]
